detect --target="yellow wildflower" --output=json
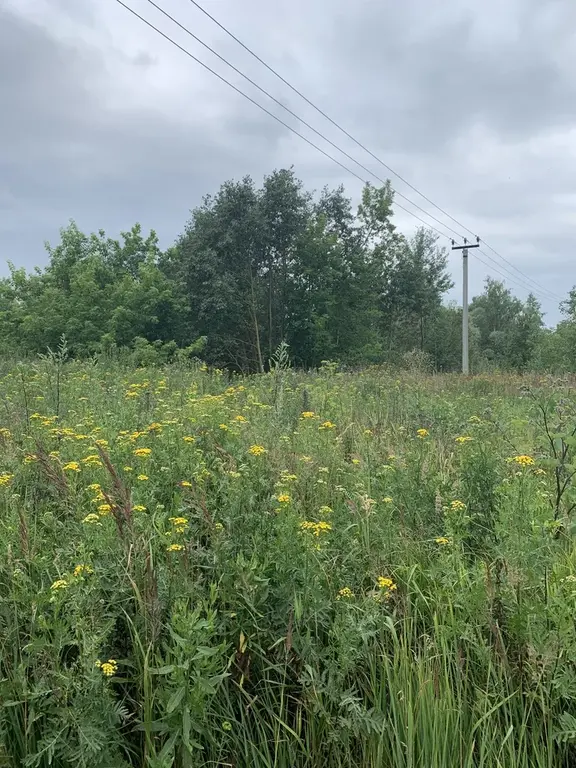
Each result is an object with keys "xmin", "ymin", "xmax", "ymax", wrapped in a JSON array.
[
  {"xmin": 276, "ymin": 493, "xmax": 291, "ymax": 504},
  {"xmin": 50, "ymin": 579, "xmax": 68, "ymax": 590},
  {"xmin": 82, "ymin": 454, "xmax": 103, "ymax": 467},
  {"xmin": 299, "ymin": 520, "xmax": 332, "ymax": 536},
  {"xmin": 319, "ymin": 421, "xmax": 336, "ymax": 430},
  {"xmin": 435, "ymin": 537, "xmax": 451, "ymax": 545},
  {"xmin": 508, "ymin": 455, "xmax": 535, "ymax": 467},
  {"xmin": 137, "ymin": 474, "xmax": 148, "ymax": 481},
  {"xmin": 183, "ymin": 436, "xmax": 196, "ymax": 443},
  {"xmin": 449, "ymin": 500, "xmax": 466, "ymax": 512},
  {"xmin": 132, "ymin": 505, "xmax": 147, "ymax": 512},
  {"xmin": 248, "ymin": 445, "xmax": 266, "ymax": 456},
  {"xmin": 73, "ymin": 564, "xmax": 94, "ymax": 577},
  {"xmin": 82, "ymin": 513, "xmax": 101, "ymax": 524},
  {"xmin": 382, "ymin": 496, "xmax": 393, "ymax": 504},
  {"xmin": 133, "ymin": 447, "xmax": 152, "ymax": 457},
  {"xmin": 300, "ymin": 411, "xmax": 316, "ymax": 419},
  {"xmin": 233, "ymin": 415, "xmax": 247, "ymax": 422},
  {"xmin": 95, "ymin": 659, "xmax": 118, "ymax": 677},
  {"xmin": 337, "ymin": 587, "xmax": 355, "ymax": 600},
  {"xmin": 169, "ymin": 516, "xmax": 188, "ymax": 526},
  {"xmin": 180, "ymin": 480, "xmax": 193, "ymax": 488},
  {"xmin": 0, "ymin": 473, "xmax": 14, "ymax": 487},
  {"xmin": 416, "ymin": 428, "xmax": 429, "ymax": 438},
  {"xmin": 455, "ymin": 436, "xmax": 472, "ymax": 444},
  {"xmin": 167, "ymin": 543, "xmax": 185, "ymax": 552},
  {"xmin": 98, "ymin": 503, "xmax": 112, "ymax": 515},
  {"xmin": 62, "ymin": 461, "xmax": 81, "ymax": 472},
  {"xmin": 123, "ymin": 466, "xmax": 133, "ymax": 472},
  {"xmin": 376, "ymin": 576, "xmax": 397, "ymax": 599}
]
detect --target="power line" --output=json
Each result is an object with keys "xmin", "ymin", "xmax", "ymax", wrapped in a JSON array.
[
  {"xmin": 184, "ymin": 0, "xmax": 562, "ymax": 302},
  {"xmin": 115, "ymin": 0, "xmax": 562, "ymax": 306},
  {"xmin": 472, "ymin": 250, "xmax": 555, "ymax": 302},
  {"xmin": 477, "ymin": 248, "xmax": 561, "ymax": 302},
  {"xmin": 114, "ymin": 0, "xmax": 459, "ymax": 242},
  {"xmin": 480, "ymin": 241, "xmax": 563, "ymax": 300},
  {"xmin": 139, "ymin": 0, "xmax": 465, "ymax": 241}
]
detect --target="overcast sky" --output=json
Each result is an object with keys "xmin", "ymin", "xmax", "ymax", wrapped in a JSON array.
[{"xmin": 1, "ymin": 0, "xmax": 574, "ymax": 323}]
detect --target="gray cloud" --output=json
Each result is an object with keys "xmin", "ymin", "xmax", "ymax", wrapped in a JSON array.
[{"xmin": 0, "ymin": 0, "xmax": 574, "ymax": 322}]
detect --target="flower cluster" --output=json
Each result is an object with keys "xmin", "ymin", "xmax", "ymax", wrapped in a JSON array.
[
  {"xmin": 95, "ymin": 659, "xmax": 118, "ymax": 677},
  {"xmin": 508, "ymin": 455, "xmax": 535, "ymax": 467},
  {"xmin": 299, "ymin": 520, "xmax": 332, "ymax": 537}
]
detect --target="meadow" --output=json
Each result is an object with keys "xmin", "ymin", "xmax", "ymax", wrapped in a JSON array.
[{"xmin": 2, "ymin": 355, "xmax": 576, "ymax": 767}]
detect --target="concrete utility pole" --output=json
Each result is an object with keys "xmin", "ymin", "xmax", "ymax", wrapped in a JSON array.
[{"xmin": 451, "ymin": 237, "xmax": 480, "ymax": 375}]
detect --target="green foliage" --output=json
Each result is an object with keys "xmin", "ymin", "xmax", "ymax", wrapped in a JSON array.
[
  {"xmin": 1, "ymin": 363, "xmax": 576, "ymax": 766},
  {"xmin": 3, "ymin": 169, "xmax": 576, "ymax": 374}
]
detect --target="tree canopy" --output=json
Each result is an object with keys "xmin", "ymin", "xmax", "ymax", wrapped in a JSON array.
[{"xmin": 0, "ymin": 168, "xmax": 569, "ymax": 372}]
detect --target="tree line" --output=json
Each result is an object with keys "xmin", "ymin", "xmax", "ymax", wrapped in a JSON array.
[{"xmin": 0, "ymin": 168, "xmax": 573, "ymax": 372}]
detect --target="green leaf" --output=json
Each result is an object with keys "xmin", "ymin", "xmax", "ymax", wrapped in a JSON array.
[{"xmin": 166, "ymin": 686, "xmax": 186, "ymax": 714}]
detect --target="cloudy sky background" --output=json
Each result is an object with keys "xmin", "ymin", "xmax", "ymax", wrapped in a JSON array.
[{"xmin": 1, "ymin": 0, "xmax": 575, "ymax": 323}]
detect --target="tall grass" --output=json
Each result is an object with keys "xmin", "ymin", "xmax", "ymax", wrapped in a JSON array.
[{"xmin": 0, "ymin": 360, "xmax": 575, "ymax": 766}]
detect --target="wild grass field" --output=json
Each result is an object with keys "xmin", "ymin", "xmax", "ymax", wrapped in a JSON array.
[{"xmin": 2, "ymin": 354, "xmax": 576, "ymax": 767}]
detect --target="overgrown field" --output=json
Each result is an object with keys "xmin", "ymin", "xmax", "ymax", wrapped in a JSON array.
[{"xmin": 3, "ymin": 358, "xmax": 576, "ymax": 767}]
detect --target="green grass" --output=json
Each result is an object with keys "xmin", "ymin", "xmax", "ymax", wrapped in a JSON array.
[{"xmin": 1, "ymin": 359, "xmax": 576, "ymax": 766}]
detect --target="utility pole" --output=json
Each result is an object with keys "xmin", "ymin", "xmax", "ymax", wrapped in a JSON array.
[{"xmin": 451, "ymin": 237, "xmax": 480, "ymax": 375}]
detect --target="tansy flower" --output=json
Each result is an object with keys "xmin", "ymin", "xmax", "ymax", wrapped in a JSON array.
[
  {"xmin": 0, "ymin": 473, "xmax": 14, "ymax": 487},
  {"xmin": 276, "ymin": 493, "xmax": 291, "ymax": 504},
  {"xmin": 319, "ymin": 505, "xmax": 333, "ymax": 515},
  {"xmin": 416, "ymin": 428, "xmax": 429, "ymax": 438},
  {"xmin": 98, "ymin": 503, "xmax": 112, "ymax": 515},
  {"xmin": 337, "ymin": 587, "xmax": 355, "ymax": 600},
  {"xmin": 455, "ymin": 436, "xmax": 472, "ymax": 444},
  {"xmin": 137, "ymin": 474, "xmax": 148, "ymax": 481},
  {"xmin": 167, "ymin": 543, "xmax": 184, "ymax": 552},
  {"xmin": 62, "ymin": 461, "xmax": 81, "ymax": 472},
  {"xmin": 219, "ymin": 424, "xmax": 229, "ymax": 431},
  {"xmin": 248, "ymin": 445, "xmax": 266, "ymax": 456},
  {"xmin": 183, "ymin": 436, "xmax": 195, "ymax": 443},
  {"xmin": 123, "ymin": 466, "xmax": 133, "ymax": 472},
  {"xmin": 133, "ymin": 447, "xmax": 152, "ymax": 457},
  {"xmin": 169, "ymin": 516, "xmax": 188, "ymax": 526},
  {"xmin": 299, "ymin": 521, "xmax": 332, "ymax": 536},
  {"xmin": 435, "ymin": 537, "xmax": 451, "ymax": 545},
  {"xmin": 73, "ymin": 564, "xmax": 94, "ymax": 577},
  {"xmin": 319, "ymin": 421, "xmax": 336, "ymax": 430},
  {"xmin": 82, "ymin": 513, "xmax": 101, "ymax": 525},
  {"xmin": 95, "ymin": 659, "xmax": 118, "ymax": 677},
  {"xmin": 132, "ymin": 505, "xmax": 146, "ymax": 512},
  {"xmin": 376, "ymin": 576, "xmax": 397, "ymax": 599},
  {"xmin": 300, "ymin": 411, "xmax": 315, "ymax": 419},
  {"xmin": 382, "ymin": 496, "xmax": 393, "ymax": 504},
  {"xmin": 233, "ymin": 415, "xmax": 247, "ymax": 422},
  {"xmin": 508, "ymin": 455, "xmax": 535, "ymax": 467},
  {"xmin": 180, "ymin": 480, "xmax": 192, "ymax": 488},
  {"xmin": 50, "ymin": 579, "xmax": 68, "ymax": 590},
  {"xmin": 449, "ymin": 500, "xmax": 466, "ymax": 512}
]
